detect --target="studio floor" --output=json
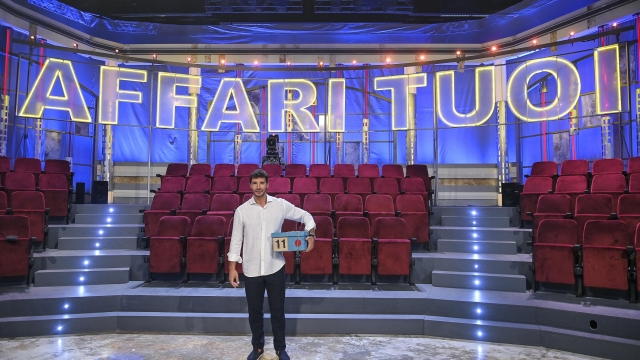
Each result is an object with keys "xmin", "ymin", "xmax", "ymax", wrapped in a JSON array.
[{"xmin": 0, "ymin": 333, "xmax": 602, "ymax": 360}]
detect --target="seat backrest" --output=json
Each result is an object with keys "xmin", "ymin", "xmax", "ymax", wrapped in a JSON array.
[
  {"xmin": 185, "ymin": 176, "xmax": 211, "ymax": 192},
  {"xmin": 583, "ymin": 220, "xmax": 629, "ymax": 247},
  {"xmin": 160, "ymin": 176, "xmax": 185, "ymax": 192},
  {"xmin": 381, "ymin": 164, "xmax": 404, "ymax": 178},
  {"xmin": 189, "ymin": 164, "xmax": 212, "ymax": 176},
  {"xmin": 238, "ymin": 177, "xmax": 251, "ymax": 192},
  {"xmin": 591, "ymin": 174, "xmax": 626, "ymax": 192},
  {"xmin": 44, "ymin": 159, "xmax": 71, "ymax": 174},
  {"xmin": 0, "ymin": 191, "xmax": 6, "ymax": 210},
  {"xmin": 11, "ymin": 191, "xmax": 45, "ymax": 210},
  {"xmin": 191, "ymin": 215, "xmax": 226, "ymax": 237},
  {"xmin": 400, "ymin": 178, "xmax": 427, "ymax": 193},
  {"xmin": 0, "ymin": 215, "xmax": 30, "ymax": 238},
  {"xmin": 0, "ymin": 156, "xmax": 9, "ymax": 172},
  {"xmin": 334, "ymin": 194, "xmax": 363, "ymax": 212},
  {"xmin": 555, "ymin": 175, "xmax": 587, "ymax": 192},
  {"xmin": 358, "ymin": 164, "xmax": 380, "ymax": 178},
  {"xmin": 276, "ymin": 194, "xmax": 301, "ymax": 207},
  {"xmin": 592, "ymin": 158, "xmax": 623, "ymax": 175},
  {"xmin": 39, "ymin": 173, "xmax": 68, "ymax": 190},
  {"xmin": 373, "ymin": 178, "xmax": 399, "ymax": 193},
  {"xmin": 406, "ymin": 164, "xmax": 429, "ymax": 178},
  {"xmin": 4, "ymin": 172, "xmax": 36, "ymax": 190},
  {"xmin": 575, "ymin": 194, "xmax": 613, "ymax": 215},
  {"xmin": 560, "ymin": 160, "xmax": 589, "ymax": 176},
  {"xmin": 156, "ymin": 216, "xmax": 191, "ymax": 237},
  {"xmin": 268, "ymin": 177, "xmax": 290, "ymax": 193},
  {"xmin": 309, "ymin": 216, "xmax": 334, "ymax": 239},
  {"xmin": 303, "ymin": 194, "xmax": 331, "ymax": 212},
  {"xmin": 243, "ymin": 194, "xmax": 253, "ymax": 203},
  {"xmin": 535, "ymin": 194, "xmax": 571, "ymax": 214},
  {"xmin": 309, "ymin": 164, "xmax": 331, "ymax": 178},
  {"xmin": 165, "ymin": 163, "xmax": 188, "ymax": 176},
  {"xmin": 213, "ymin": 164, "xmax": 235, "ymax": 177},
  {"xmin": 212, "ymin": 177, "xmax": 237, "ymax": 192},
  {"xmin": 262, "ymin": 164, "xmax": 283, "ymax": 178},
  {"xmin": 337, "ymin": 217, "xmax": 370, "ymax": 238},
  {"xmin": 319, "ymin": 178, "xmax": 344, "ymax": 193},
  {"xmin": 522, "ymin": 177, "xmax": 553, "ymax": 193},
  {"xmin": 334, "ymin": 164, "xmax": 355, "ymax": 178},
  {"xmin": 530, "ymin": 161, "xmax": 558, "ymax": 177},
  {"xmin": 365, "ymin": 194, "xmax": 394, "ymax": 212},
  {"xmin": 181, "ymin": 194, "xmax": 210, "ymax": 210},
  {"xmin": 347, "ymin": 178, "xmax": 371, "ymax": 193},
  {"xmin": 396, "ymin": 194, "xmax": 426, "ymax": 213},
  {"xmin": 210, "ymin": 194, "xmax": 240, "ymax": 211},
  {"xmin": 372, "ymin": 217, "xmax": 408, "ymax": 239},
  {"xmin": 537, "ymin": 219, "xmax": 578, "ymax": 245},
  {"xmin": 618, "ymin": 194, "xmax": 640, "ymax": 215},
  {"xmin": 14, "ymin": 157, "xmax": 41, "ymax": 173},
  {"xmin": 293, "ymin": 177, "xmax": 318, "ymax": 193},
  {"xmin": 150, "ymin": 193, "xmax": 181, "ymax": 210},
  {"xmin": 630, "ymin": 174, "xmax": 640, "ymax": 192},
  {"xmin": 285, "ymin": 164, "xmax": 307, "ymax": 178},
  {"xmin": 237, "ymin": 163, "xmax": 259, "ymax": 177},
  {"xmin": 628, "ymin": 157, "xmax": 640, "ymax": 175}
]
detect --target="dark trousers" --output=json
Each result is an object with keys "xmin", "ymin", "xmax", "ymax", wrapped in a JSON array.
[{"xmin": 244, "ymin": 265, "xmax": 286, "ymax": 351}]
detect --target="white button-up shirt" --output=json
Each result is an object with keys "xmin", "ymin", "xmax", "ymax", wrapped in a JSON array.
[{"xmin": 227, "ymin": 194, "xmax": 316, "ymax": 277}]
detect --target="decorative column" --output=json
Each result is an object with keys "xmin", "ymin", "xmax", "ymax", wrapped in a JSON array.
[
  {"xmin": 362, "ymin": 65, "xmax": 370, "ymax": 165},
  {"xmin": 0, "ymin": 94, "xmax": 8, "ymax": 156},
  {"xmin": 188, "ymin": 67, "xmax": 201, "ymax": 165},
  {"xmin": 101, "ymin": 60, "xmax": 116, "ymax": 184},
  {"xmin": 405, "ymin": 67, "xmax": 417, "ymax": 165},
  {"xmin": 495, "ymin": 59, "xmax": 509, "ymax": 205},
  {"xmin": 569, "ymin": 107, "xmax": 578, "ymax": 160},
  {"xmin": 601, "ymin": 115, "xmax": 613, "ymax": 159}
]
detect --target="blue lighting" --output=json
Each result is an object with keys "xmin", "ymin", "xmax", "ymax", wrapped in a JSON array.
[
  {"xmin": 474, "ymin": 280, "xmax": 480, "ymax": 285},
  {"xmin": 95, "ymin": 243, "xmax": 100, "ymax": 247},
  {"xmin": 64, "ymin": 304, "xmax": 69, "ymax": 309},
  {"xmin": 476, "ymin": 308, "xmax": 482, "ymax": 314},
  {"xmin": 472, "ymin": 233, "xmax": 478, "ymax": 238},
  {"xmin": 109, "ymin": 208, "xmax": 114, "ymax": 212},
  {"xmin": 473, "ymin": 245, "xmax": 478, "ymax": 250},
  {"xmin": 474, "ymin": 264, "xmax": 478, "ymax": 269},
  {"xmin": 79, "ymin": 277, "xmax": 85, "ymax": 281},
  {"xmin": 471, "ymin": 211, "xmax": 477, "ymax": 215},
  {"xmin": 473, "ymin": 221, "xmax": 477, "ymax": 225},
  {"xmin": 57, "ymin": 326, "xmax": 63, "ymax": 331},
  {"xmin": 477, "ymin": 331, "xmax": 483, "ymax": 337},
  {"xmin": 99, "ymin": 230, "xmax": 104, "ymax": 235},
  {"xmin": 107, "ymin": 218, "xmax": 111, "ymax": 222},
  {"xmin": 84, "ymin": 260, "xmax": 89, "ymax": 265}
]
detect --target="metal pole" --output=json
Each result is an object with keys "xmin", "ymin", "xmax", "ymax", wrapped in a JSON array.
[
  {"xmin": 432, "ymin": 73, "xmax": 439, "ymax": 206},
  {"xmin": 188, "ymin": 67, "xmax": 201, "ymax": 166},
  {"xmin": 147, "ymin": 71, "xmax": 154, "ymax": 205},
  {"xmin": 497, "ymin": 101, "xmax": 509, "ymax": 206}
]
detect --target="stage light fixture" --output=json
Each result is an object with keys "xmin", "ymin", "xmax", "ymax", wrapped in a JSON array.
[
  {"xmin": 57, "ymin": 326, "xmax": 62, "ymax": 331},
  {"xmin": 254, "ymin": 60, "xmax": 259, "ymax": 66},
  {"xmin": 115, "ymin": 49, "xmax": 119, "ymax": 53},
  {"xmin": 474, "ymin": 245, "xmax": 478, "ymax": 250},
  {"xmin": 471, "ymin": 210, "xmax": 477, "ymax": 215},
  {"xmin": 109, "ymin": 208, "xmax": 114, "ymax": 212},
  {"xmin": 107, "ymin": 217, "xmax": 111, "ymax": 222},
  {"xmin": 477, "ymin": 331, "xmax": 483, "ymax": 337},
  {"xmin": 319, "ymin": 61, "xmax": 324, "ymax": 67},
  {"xmin": 64, "ymin": 304, "xmax": 69, "ymax": 309},
  {"xmin": 476, "ymin": 308, "xmax": 482, "ymax": 314},
  {"xmin": 352, "ymin": 60, "xmax": 357, "ymax": 65},
  {"xmin": 385, "ymin": 57, "xmax": 391, "ymax": 64},
  {"xmin": 474, "ymin": 264, "xmax": 478, "ymax": 269},
  {"xmin": 79, "ymin": 277, "xmax": 85, "ymax": 281},
  {"xmin": 532, "ymin": 39, "xmax": 537, "ymax": 45},
  {"xmin": 98, "ymin": 230, "xmax": 103, "ymax": 235},
  {"xmin": 491, "ymin": 46, "xmax": 497, "ymax": 52},
  {"xmin": 152, "ymin": 54, "xmax": 157, "ymax": 60},
  {"xmin": 73, "ymin": 43, "xmax": 78, "ymax": 49},
  {"xmin": 613, "ymin": 22, "xmax": 618, "ymax": 27},
  {"xmin": 95, "ymin": 242, "xmax": 100, "ymax": 247},
  {"xmin": 570, "ymin": 31, "xmax": 575, "ymax": 36},
  {"xmin": 287, "ymin": 61, "xmax": 291, "ymax": 67},
  {"xmin": 473, "ymin": 233, "xmax": 478, "ymax": 238},
  {"xmin": 30, "ymin": 35, "xmax": 35, "ymax": 41},
  {"xmin": 84, "ymin": 260, "xmax": 89, "ymax": 265},
  {"xmin": 420, "ymin": 54, "xmax": 425, "ymax": 60},
  {"xmin": 474, "ymin": 280, "xmax": 480, "ymax": 285},
  {"xmin": 187, "ymin": 57, "xmax": 191, "ymax": 63}
]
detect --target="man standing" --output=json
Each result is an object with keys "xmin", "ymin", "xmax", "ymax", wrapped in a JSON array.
[{"xmin": 228, "ymin": 168, "xmax": 316, "ymax": 360}]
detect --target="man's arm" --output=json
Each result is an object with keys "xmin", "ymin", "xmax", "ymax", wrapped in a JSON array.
[
  {"xmin": 282, "ymin": 200, "xmax": 316, "ymax": 252},
  {"xmin": 228, "ymin": 209, "xmax": 243, "ymax": 287}
]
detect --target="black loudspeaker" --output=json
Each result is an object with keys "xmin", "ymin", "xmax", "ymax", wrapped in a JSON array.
[
  {"xmin": 75, "ymin": 182, "xmax": 85, "ymax": 204},
  {"xmin": 501, "ymin": 182, "xmax": 523, "ymax": 207},
  {"xmin": 91, "ymin": 181, "xmax": 109, "ymax": 204}
]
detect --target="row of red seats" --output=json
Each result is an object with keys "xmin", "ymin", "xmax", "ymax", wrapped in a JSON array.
[
  {"xmin": 533, "ymin": 218, "xmax": 639, "ymax": 302},
  {"xmin": 1, "ymin": 173, "xmax": 71, "ymax": 222},
  {"xmin": 526, "ymin": 158, "xmax": 640, "ymax": 178},
  {"xmin": 142, "ymin": 193, "xmax": 430, "ymax": 243},
  {"xmin": 148, "ymin": 215, "xmax": 415, "ymax": 285},
  {"xmin": 0, "ymin": 156, "xmax": 73, "ymax": 188},
  {"xmin": 0, "ymin": 191, "xmax": 49, "ymax": 246},
  {"xmin": 0, "ymin": 215, "xmax": 38, "ymax": 284}
]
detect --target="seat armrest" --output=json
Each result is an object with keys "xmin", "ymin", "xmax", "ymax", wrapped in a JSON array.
[
  {"xmin": 331, "ymin": 175, "xmax": 334, "ymax": 178},
  {"xmin": 564, "ymin": 213, "xmax": 574, "ymax": 219},
  {"xmin": 5, "ymin": 235, "xmax": 18, "ymax": 242},
  {"xmin": 430, "ymin": 176, "xmax": 435, "ymax": 180},
  {"xmin": 409, "ymin": 237, "xmax": 417, "ymax": 242},
  {"xmin": 524, "ymin": 174, "xmax": 530, "ymax": 178},
  {"xmin": 316, "ymin": 190, "xmax": 321, "ymax": 194},
  {"xmin": 288, "ymin": 190, "xmax": 292, "ymax": 194},
  {"xmin": 609, "ymin": 213, "xmax": 618, "ymax": 220},
  {"xmin": 204, "ymin": 190, "xmax": 210, "ymax": 195},
  {"xmin": 395, "ymin": 210, "xmax": 401, "ymax": 217},
  {"xmin": 356, "ymin": 175, "xmax": 360, "ymax": 178},
  {"xmin": 372, "ymin": 190, "xmax": 377, "ymax": 194},
  {"xmin": 363, "ymin": 210, "xmax": 369, "ymax": 217},
  {"xmin": 400, "ymin": 190, "xmax": 405, "ymax": 195},
  {"xmin": 45, "ymin": 208, "xmax": 50, "ymax": 215},
  {"xmin": 624, "ymin": 189, "xmax": 629, "ymax": 194},
  {"xmin": 150, "ymin": 189, "xmax": 158, "ymax": 194},
  {"xmin": 548, "ymin": 190, "xmax": 554, "ymax": 194},
  {"xmin": 622, "ymin": 171, "xmax": 628, "ymax": 176},
  {"xmin": 232, "ymin": 190, "xmax": 238, "ymax": 194},
  {"xmin": 372, "ymin": 237, "xmax": 378, "ymax": 243},
  {"xmin": 344, "ymin": 190, "xmax": 348, "ymax": 194},
  {"xmin": 170, "ymin": 209, "xmax": 177, "ymax": 216},
  {"xmin": 584, "ymin": 189, "xmax": 590, "ymax": 194},
  {"xmin": 526, "ymin": 212, "xmax": 533, "ymax": 217},
  {"xmin": 331, "ymin": 210, "xmax": 336, "ymax": 217},
  {"xmin": 30, "ymin": 236, "xmax": 38, "ymax": 245},
  {"xmin": 156, "ymin": 174, "xmax": 162, "ymax": 178},
  {"xmin": 6, "ymin": 208, "xmax": 12, "ymax": 215},
  {"xmin": 587, "ymin": 171, "xmax": 592, "ymax": 177},
  {"xmin": 201, "ymin": 209, "xmax": 207, "ymax": 215},
  {"xmin": 179, "ymin": 236, "xmax": 186, "ymax": 243},
  {"xmin": 626, "ymin": 246, "xmax": 635, "ymax": 259},
  {"xmin": 36, "ymin": 187, "xmax": 40, "ymax": 191},
  {"xmin": 381, "ymin": 175, "xmax": 385, "ymax": 178}
]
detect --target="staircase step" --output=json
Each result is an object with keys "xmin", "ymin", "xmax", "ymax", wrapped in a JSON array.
[
  {"xmin": 58, "ymin": 237, "xmax": 138, "ymax": 250},
  {"xmin": 33, "ymin": 250, "xmax": 148, "ymax": 270},
  {"xmin": 431, "ymin": 227, "xmax": 531, "ymax": 253},
  {"xmin": 52, "ymin": 224, "xmax": 142, "ymax": 238},
  {"xmin": 437, "ymin": 239, "xmax": 517, "ymax": 255},
  {"xmin": 435, "ymin": 206, "xmax": 517, "ymax": 218},
  {"xmin": 74, "ymin": 214, "xmax": 143, "ymax": 225},
  {"xmin": 433, "ymin": 254, "xmax": 529, "ymax": 275},
  {"xmin": 34, "ymin": 268, "xmax": 130, "ymax": 287},
  {"xmin": 74, "ymin": 204, "xmax": 146, "ymax": 215},
  {"xmin": 432, "ymin": 270, "xmax": 526, "ymax": 292},
  {"xmin": 441, "ymin": 216, "xmax": 511, "ymax": 228}
]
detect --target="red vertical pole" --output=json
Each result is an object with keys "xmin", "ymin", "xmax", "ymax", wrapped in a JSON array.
[
  {"xmin": 636, "ymin": 15, "xmax": 640, "ymax": 83},
  {"xmin": 541, "ymin": 91, "xmax": 547, "ymax": 161},
  {"xmin": 311, "ymin": 100, "xmax": 316, "ymax": 164},
  {"xmin": 261, "ymin": 86, "xmax": 266, "ymax": 160},
  {"xmin": 3, "ymin": 29, "xmax": 11, "ymax": 97}
]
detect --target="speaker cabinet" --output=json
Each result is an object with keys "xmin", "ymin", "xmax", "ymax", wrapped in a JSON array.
[
  {"xmin": 91, "ymin": 181, "xmax": 109, "ymax": 204},
  {"xmin": 75, "ymin": 182, "xmax": 85, "ymax": 204},
  {"xmin": 501, "ymin": 182, "xmax": 523, "ymax": 207}
]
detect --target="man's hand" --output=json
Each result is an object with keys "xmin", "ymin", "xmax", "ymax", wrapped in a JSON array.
[
  {"xmin": 305, "ymin": 236, "xmax": 315, "ymax": 252},
  {"xmin": 229, "ymin": 268, "xmax": 240, "ymax": 288}
]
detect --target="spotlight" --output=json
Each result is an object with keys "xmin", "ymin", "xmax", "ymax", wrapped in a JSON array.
[
  {"xmin": 569, "ymin": 31, "xmax": 575, "ymax": 36},
  {"xmin": 473, "ymin": 221, "xmax": 476, "ymax": 225},
  {"xmin": 57, "ymin": 326, "xmax": 63, "ymax": 331},
  {"xmin": 474, "ymin": 264, "xmax": 478, "ymax": 269},
  {"xmin": 109, "ymin": 208, "xmax": 114, "ymax": 212},
  {"xmin": 115, "ymin": 49, "xmax": 119, "ymax": 53},
  {"xmin": 287, "ymin": 61, "xmax": 291, "ymax": 67},
  {"xmin": 64, "ymin": 304, "xmax": 69, "ymax": 309},
  {"xmin": 98, "ymin": 230, "xmax": 103, "ymax": 235},
  {"xmin": 476, "ymin": 308, "xmax": 482, "ymax": 314},
  {"xmin": 254, "ymin": 60, "xmax": 259, "ymax": 66},
  {"xmin": 73, "ymin": 43, "xmax": 78, "ymax": 49},
  {"xmin": 532, "ymin": 39, "xmax": 537, "ymax": 45},
  {"xmin": 95, "ymin": 243, "xmax": 100, "ymax": 247},
  {"xmin": 491, "ymin": 46, "xmax": 497, "ymax": 52},
  {"xmin": 187, "ymin": 57, "xmax": 191, "ymax": 63},
  {"xmin": 473, "ymin": 246, "xmax": 478, "ymax": 250},
  {"xmin": 319, "ymin": 61, "xmax": 324, "ymax": 67},
  {"xmin": 84, "ymin": 260, "xmax": 89, "ymax": 265},
  {"xmin": 79, "ymin": 277, "xmax": 85, "ymax": 281},
  {"xmin": 352, "ymin": 60, "xmax": 357, "ymax": 65},
  {"xmin": 220, "ymin": 59, "xmax": 225, "ymax": 65},
  {"xmin": 152, "ymin": 54, "xmax": 157, "ymax": 60},
  {"xmin": 107, "ymin": 218, "xmax": 111, "ymax": 223},
  {"xmin": 419, "ymin": 54, "xmax": 425, "ymax": 60},
  {"xmin": 473, "ymin": 233, "xmax": 478, "ymax": 238},
  {"xmin": 474, "ymin": 280, "xmax": 480, "ymax": 285},
  {"xmin": 30, "ymin": 35, "xmax": 35, "ymax": 41},
  {"xmin": 471, "ymin": 211, "xmax": 477, "ymax": 215},
  {"xmin": 613, "ymin": 22, "xmax": 618, "ymax": 27},
  {"xmin": 477, "ymin": 331, "xmax": 483, "ymax": 337},
  {"xmin": 385, "ymin": 57, "xmax": 391, "ymax": 64}
]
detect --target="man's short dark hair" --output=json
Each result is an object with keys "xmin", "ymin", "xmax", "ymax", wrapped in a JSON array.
[{"xmin": 249, "ymin": 169, "xmax": 269, "ymax": 183}]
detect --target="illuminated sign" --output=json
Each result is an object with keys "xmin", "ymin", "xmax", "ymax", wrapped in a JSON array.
[
  {"xmin": 594, "ymin": 44, "xmax": 622, "ymax": 114},
  {"xmin": 436, "ymin": 66, "xmax": 495, "ymax": 127},
  {"xmin": 18, "ymin": 58, "xmax": 92, "ymax": 122},
  {"xmin": 374, "ymin": 74, "xmax": 427, "ymax": 130},
  {"xmin": 327, "ymin": 78, "xmax": 346, "ymax": 132},
  {"xmin": 202, "ymin": 78, "xmax": 259, "ymax": 132},
  {"xmin": 98, "ymin": 67, "xmax": 147, "ymax": 124},
  {"xmin": 268, "ymin": 79, "xmax": 319, "ymax": 132},
  {"xmin": 156, "ymin": 72, "xmax": 202, "ymax": 128}
]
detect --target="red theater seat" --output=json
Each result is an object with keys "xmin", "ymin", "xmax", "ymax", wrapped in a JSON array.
[
  {"xmin": 14, "ymin": 158, "xmax": 42, "ymax": 186},
  {"xmin": 284, "ymin": 164, "xmax": 307, "ymax": 178},
  {"xmin": 373, "ymin": 178, "xmax": 400, "ymax": 204},
  {"xmin": 237, "ymin": 177, "xmax": 252, "ymax": 199},
  {"xmin": 276, "ymin": 194, "xmax": 302, "ymax": 240},
  {"xmin": 262, "ymin": 164, "xmax": 283, "ymax": 178},
  {"xmin": 268, "ymin": 177, "xmax": 291, "ymax": 196},
  {"xmin": 0, "ymin": 156, "xmax": 10, "ymax": 184},
  {"xmin": 224, "ymin": 218, "xmax": 243, "ymax": 276},
  {"xmin": 617, "ymin": 194, "xmax": 640, "ymax": 245},
  {"xmin": 276, "ymin": 193, "xmax": 300, "ymax": 207},
  {"xmin": 358, "ymin": 164, "xmax": 380, "ymax": 188},
  {"xmin": 628, "ymin": 157, "xmax": 640, "ymax": 175},
  {"xmin": 533, "ymin": 219, "xmax": 579, "ymax": 286},
  {"xmin": 635, "ymin": 224, "xmax": 640, "ymax": 288},
  {"xmin": 237, "ymin": 163, "xmax": 259, "ymax": 177},
  {"xmin": 211, "ymin": 177, "xmax": 237, "ymax": 195},
  {"xmin": 293, "ymin": 177, "xmax": 318, "ymax": 206},
  {"xmin": 364, "ymin": 195, "xmax": 395, "ymax": 234},
  {"xmin": 531, "ymin": 194, "xmax": 572, "ymax": 240},
  {"xmin": 149, "ymin": 216, "xmax": 191, "ymax": 275},
  {"xmin": 0, "ymin": 191, "xmax": 6, "ymax": 215},
  {"xmin": 372, "ymin": 217, "xmax": 412, "ymax": 278},
  {"xmin": 346, "ymin": 177, "xmax": 371, "ymax": 205},
  {"xmin": 143, "ymin": 193, "xmax": 180, "ymax": 238},
  {"xmin": 176, "ymin": 194, "xmax": 211, "ymax": 231},
  {"xmin": 184, "ymin": 176, "xmax": 211, "ymax": 195},
  {"xmin": 574, "ymin": 194, "xmax": 614, "ymax": 243},
  {"xmin": 39, "ymin": 174, "xmax": 71, "ymax": 219},
  {"xmin": 554, "ymin": 175, "xmax": 588, "ymax": 213},
  {"xmin": 243, "ymin": 193, "xmax": 253, "ymax": 203},
  {"xmin": 213, "ymin": 164, "xmax": 235, "ymax": 177},
  {"xmin": 208, "ymin": 194, "xmax": 239, "ymax": 229},
  {"xmin": 44, "ymin": 159, "xmax": 73, "ymax": 187},
  {"xmin": 158, "ymin": 163, "xmax": 188, "ymax": 178},
  {"xmin": 334, "ymin": 194, "xmax": 363, "ymax": 224},
  {"xmin": 4, "ymin": 172, "xmax": 36, "ymax": 206},
  {"xmin": 300, "ymin": 216, "xmax": 334, "ymax": 277},
  {"xmin": 592, "ymin": 158, "xmax": 624, "ymax": 175},
  {"xmin": 396, "ymin": 194, "xmax": 429, "ymax": 243},
  {"xmin": 400, "ymin": 178, "xmax": 430, "ymax": 210},
  {"xmin": 303, "ymin": 194, "xmax": 332, "ymax": 218},
  {"xmin": 337, "ymin": 217, "xmax": 371, "ymax": 277},
  {"xmin": 405, "ymin": 164, "xmax": 434, "ymax": 193},
  {"xmin": 527, "ymin": 161, "xmax": 558, "ymax": 178},
  {"xmin": 9, "ymin": 191, "xmax": 48, "ymax": 246},
  {"xmin": 590, "ymin": 174, "xmax": 627, "ymax": 209},
  {"xmin": 186, "ymin": 216, "xmax": 226, "ymax": 275},
  {"xmin": 560, "ymin": 160, "xmax": 589, "ymax": 176},
  {"xmin": 583, "ymin": 220, "xmax": 632, "ymax": 291},
  {"xmin": 334, "ymin": 164, "xmax": 355, "ymax": 187},
  {"xmin": 0, "ymin": 215, "xmax": 34, "ymax": 280},
  {"xmin": 318, "ymin": 178, "xmax": 344, "ymax": 206},
  {"xmin": 309, "ymin": 164, "xmax": 331, "ymax": 184},
  {"xmin": 519, "ymin": 177, "xmax": 553, "ymax": 221},
  {"xmin": 381, "ymin": 164, "xmax": 404, "ymax": 184},
  {"xmin": 152, "ymin": 176, "xmax": 185, "ymax": 195},
  {"xmin": 188, "ymin": 164, "xmax": 212, "ymax": 177}
]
